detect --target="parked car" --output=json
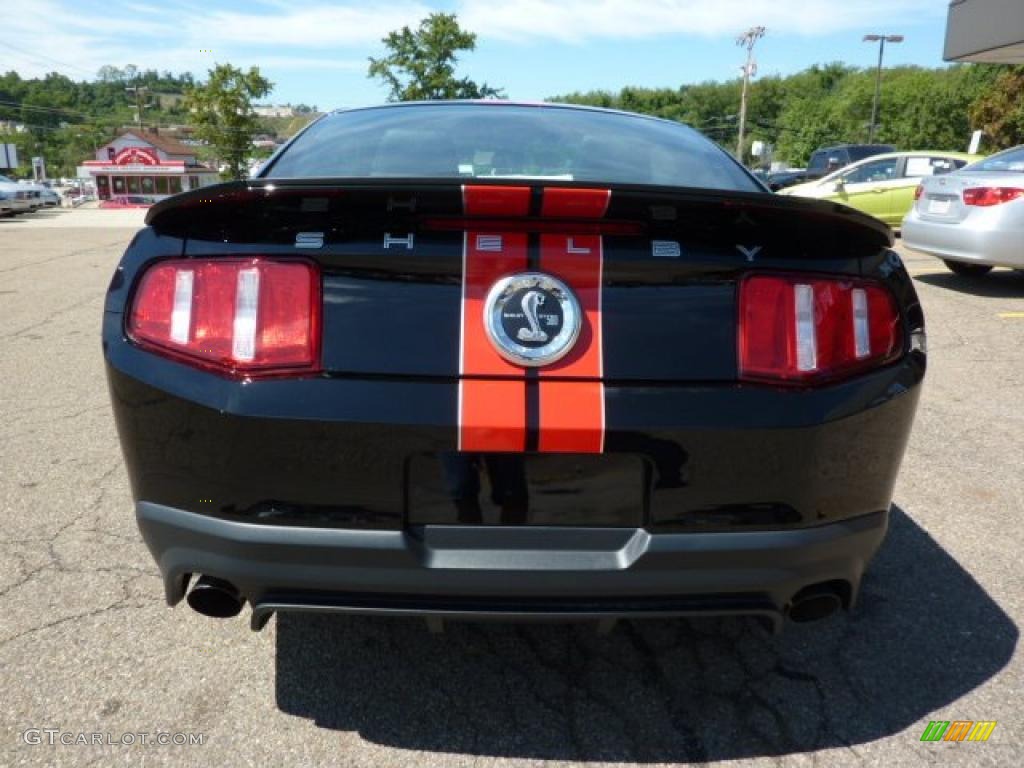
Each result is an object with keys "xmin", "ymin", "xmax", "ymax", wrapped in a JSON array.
[
  {"xmin": 105, "ymin": 102, "xmax": 924, "ymax": 633},
  {"xmin": 767, "ymin": 169, "xmax": 809, "ymax": 191},
  {"xmin": 0, "ymin": 175, "xmax": 34, "ymax": 214},
  {"xmin": 24, "ymin": 183, "xmax": 60, "ymax": 207},
  {"xmin": 903, "ymin": 144, "xmax": 1024, "ymax": 275},
  {"xmin": 0, "ymin": 190, "xmax": 13, "ymax": 217},
  {"xmin": 22, "ymin": 187, "xmax": 43, "ymax": 211},
  {"xmin": 780, "ymin": 151, "xmax": 980, "ymax": 227},
  {"xmin": 100, "ymin": 195, "xmax": 155, "ymax": 209},
  {"xmin": 805, "ymin": 144, "xmax": 896, "ymax": 180}
]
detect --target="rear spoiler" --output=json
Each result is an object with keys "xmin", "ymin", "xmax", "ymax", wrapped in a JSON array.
[{"xmin": 146, "ymin": 178, "xmax": 894, "ymax": 252}]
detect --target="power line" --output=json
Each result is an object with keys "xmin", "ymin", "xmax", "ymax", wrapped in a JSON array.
[{"xmin": 0, "ymin": 41, "xmax": 95, "ymax": 77}]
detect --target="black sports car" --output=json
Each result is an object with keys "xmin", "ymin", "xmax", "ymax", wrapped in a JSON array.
[{"xmin": 104, "ymin": 102, "xmax": 925, "ymax": 632}]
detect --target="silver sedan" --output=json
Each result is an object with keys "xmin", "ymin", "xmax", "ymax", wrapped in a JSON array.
[{"xmin": 902, "ymin": 145, "xmax": 1024, "ymax": 276}]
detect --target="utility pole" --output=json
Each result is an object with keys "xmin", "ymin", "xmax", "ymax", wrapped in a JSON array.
[
  {"xmin": 863, "ymin": 34, "xmax": 903, "ymax": 143},
  {"xmin": 125, "ymin": 85, "xmax": 149, "ymax": 131},
  {"xmin": 736, "ymin": 26, "xmax": 766, "ymax": 162}
]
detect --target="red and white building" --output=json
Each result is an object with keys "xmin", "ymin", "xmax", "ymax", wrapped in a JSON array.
[{"xmin": 77, "ymin": 130, "xmax": 219, "ymax": 200}]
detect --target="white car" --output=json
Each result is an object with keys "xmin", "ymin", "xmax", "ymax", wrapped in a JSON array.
[
  {"xmin": 0, "ymin": 190, "xmax": 14, "ymax": 216},
  {"xmin": 37, "ymin": 187, "xmax": 60, "ymax": 207},
  {"xmin": 903, "ymin": 145, "xmax": 1024, "ymax": 275},
  {"xmin": 0, "ymin": 175, "xmax": 33, "ymax": 214}
]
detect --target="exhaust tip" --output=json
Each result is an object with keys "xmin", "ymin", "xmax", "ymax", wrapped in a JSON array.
[
  {"xmin": 788, "ymin": 582, "xmax": 846, "ymax": 623},
  {"xmin": 187, "ymin": 576, "xmax": 243, "ymax": 618}
]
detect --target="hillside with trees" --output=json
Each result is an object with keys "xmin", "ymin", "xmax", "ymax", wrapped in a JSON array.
[
  {"xmin": 552, "ymin": 63, "xmax": 1024, "ymax": 166},
  {"xmin": 0, "ymin": 67, "xmax": 318, "ymax": 178}
]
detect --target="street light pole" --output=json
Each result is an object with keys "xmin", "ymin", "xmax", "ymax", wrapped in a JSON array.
[
  {"xmin": 125, "ymin": 85, "xmax": 149, "ymax": 131},
  {"xmin": 863, "ymin": 34, "xmax": 903, "ymax": 143},
  {"xmin": 736, "ymin": 26, "xmax": 766, "ymax": 161}
]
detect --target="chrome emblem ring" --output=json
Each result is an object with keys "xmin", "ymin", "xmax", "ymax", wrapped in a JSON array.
[{"xmin": 483, "ymin": 273, "xmax": 581, "ymax": 367}]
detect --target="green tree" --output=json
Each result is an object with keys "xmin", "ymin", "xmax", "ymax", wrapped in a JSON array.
[
  {"xmin": 368, "ymin": 13, "xmax": 502, "ymax": 101},
  {"xmin": 969, "ymin": 66, "xmax": 1024, "ymax": 150},
  {"xmin": 183, "ymin": 63, "xmax": 273, "ymax": 180}
]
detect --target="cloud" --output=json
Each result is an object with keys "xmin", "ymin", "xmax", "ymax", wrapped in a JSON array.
[
  {"xmin": 3, "ymin": 0, "xmax": 945, "ymax": 84},
  {"xmin": 4, "ymin": 0, "xmax": 439, "ymax": 87},
  {"xmin": 458, "ymin": 0, "xmax": 945, "ymax": 42},
  {"xmin": 184, "ymin": 3, "xmax": 433, "ymax": 47}
]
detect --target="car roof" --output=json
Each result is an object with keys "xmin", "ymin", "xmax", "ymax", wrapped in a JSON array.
[{"xmin": 814, "ymin": 143, "xmax": 895, "ymax": 151}]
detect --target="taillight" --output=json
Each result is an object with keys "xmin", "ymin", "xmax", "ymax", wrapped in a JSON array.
[
  {"xmin": 962, "ymin": 187, "xmax": 1024, "ymax": 207},
  {"xmin": 739, "ymin": 274, "xmax": 902, "ymax": 385},
  {"xmin": 913, "ymin": 185, "xmax": 924, "ymax": 201},
  {"xmin": 128, "ymin": 258, "xmax": 320, "ymax": 376}
]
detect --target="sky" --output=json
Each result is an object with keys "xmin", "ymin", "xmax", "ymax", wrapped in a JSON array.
[{"xmin": 4, "ymin": 0, "xmax": 953, "ymax": 109}]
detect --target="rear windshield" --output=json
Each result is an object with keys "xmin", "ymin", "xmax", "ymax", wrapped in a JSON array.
[
  {"xmin": 264, "ymin": 104, "xmax": 760, "ymax": 191},
  {"xmin": 965, "ymin": 146, "xmax": 1024, "ymax": 173}
]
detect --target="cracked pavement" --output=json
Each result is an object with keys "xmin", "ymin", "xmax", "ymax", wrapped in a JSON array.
[{"xmin": 1, "ymin": 208, "xmax": 1022, "ymax": 767}]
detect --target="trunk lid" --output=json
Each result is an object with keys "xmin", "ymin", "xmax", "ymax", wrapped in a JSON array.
[
  {"xmin": 916, "ymin": 170, "xmax": 1024, "ymax": 223},
  {"xmin": 148, "ymin": 179, "xmax": 891, "ymax": 383}
]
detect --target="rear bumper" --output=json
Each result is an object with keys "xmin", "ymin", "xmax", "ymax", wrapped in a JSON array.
[
  {"xmin": 903, "ymin": 212, "xmax": 1024, "ymax": 267},
  {"xmin": 107, "ymin": 300, "xmax": 923, "ymax": 628},
  {"xmin": 138, "ymin": 501, "xmax": 889, "ymax": 631}
]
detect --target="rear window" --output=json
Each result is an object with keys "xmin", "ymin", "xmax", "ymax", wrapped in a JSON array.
[
  {"xmin": 806, "ymin": 151, "xmax": 829, "ymax": 174},
  {"xmin": 264, "ymin": 104, "xmax": 760, "ymax": 191},
  {"xmin": 965, "ymin": 146, "xmax": 1024, "ymax": 173}
]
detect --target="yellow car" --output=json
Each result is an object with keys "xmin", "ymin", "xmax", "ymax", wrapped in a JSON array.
[{"xmin": 779, "ymin": 151, "xmax": 982, "ymax": 226}]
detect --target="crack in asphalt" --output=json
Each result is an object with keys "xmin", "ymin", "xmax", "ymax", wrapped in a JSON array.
[
  {"xmin": 2, "ymin": 292, "xmax": 105, "ymax": 341},
  {"xmin": 0, "ymin": 239, "xmax": 128, "ymax": 275}
]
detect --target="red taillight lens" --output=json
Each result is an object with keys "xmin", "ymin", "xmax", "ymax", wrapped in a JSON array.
[
  {"xmin": 739, "ymin": 274, "xmax": 902, "ymax": 384},
  {"xmin": 128, "ymin": 258, "xmax": 320, "ymax": 376},
  {"xmin": 962, "ymin": 187, "xmax": 1024, "ymax": 207},
  {"xmin": 913, "ymin": 185, "xmax": 924, "ymax": 201}
]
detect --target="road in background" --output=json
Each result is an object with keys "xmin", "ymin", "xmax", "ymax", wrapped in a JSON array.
[{"xmin": 1, "ymin": 210, "xmax": 1021, "ymax": 767}]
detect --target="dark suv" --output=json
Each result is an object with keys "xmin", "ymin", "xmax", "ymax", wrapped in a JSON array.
[{"xmin": 806, "ymin": 144, "xmax": 896, "ymax": 179}]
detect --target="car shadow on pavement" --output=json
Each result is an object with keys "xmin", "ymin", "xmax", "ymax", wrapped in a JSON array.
[
  {"xmin": 916, "ymin": 270, "xmax": 1024, "ymax": 298},
  {"xmin": 274, "ymin": 506, "xmax": 1017, "ymax": 762}
]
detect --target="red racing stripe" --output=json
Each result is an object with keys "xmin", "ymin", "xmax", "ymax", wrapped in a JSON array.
[
  {"xmin": 458, "ymin": 186, "xmax": 609, "ymax": 454},
  {"xmin": 463, "ymin": 185, "xmax": 531, "ymax": 217},
  {"xmin": 537, "ymin": 193, "xmax": 608, "ymax": 453},
  {"xmin": 459, "ymin": 378, "xmax": 527, "ymax": 452},
  {"xmin": 541, "ymin": 187, "xmax": 611, "ymax": 219},
  {"xmin": 458, "ymin": 186, "xmax": 531, "ymax": 451},
  {"xmin": 537, "ymin": 379, "xmax": 604, "ymax": 453}
]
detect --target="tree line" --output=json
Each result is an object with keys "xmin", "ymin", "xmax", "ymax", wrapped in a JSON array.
[
  {"xmin": 3, "ymin": 12, "xmax": 1023, "ymax": 179},
  {"xmin": 552, "ymin": 63, "xmax": 1024, "ymax": 166},
  {"xmin": 0, "ymin": 66, "xmax": 292, "ymax": 179}
]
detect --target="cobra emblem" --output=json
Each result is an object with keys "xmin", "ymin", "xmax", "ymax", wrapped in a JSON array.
[{"xmin": 516, "ymin": 291, "xmax": 549, "ymax": 343}]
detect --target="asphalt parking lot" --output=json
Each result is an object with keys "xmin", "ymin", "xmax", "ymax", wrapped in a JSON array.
[{"xmin": 1, "ymin": 206, "xmax": 1022, "ymax": 767}]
